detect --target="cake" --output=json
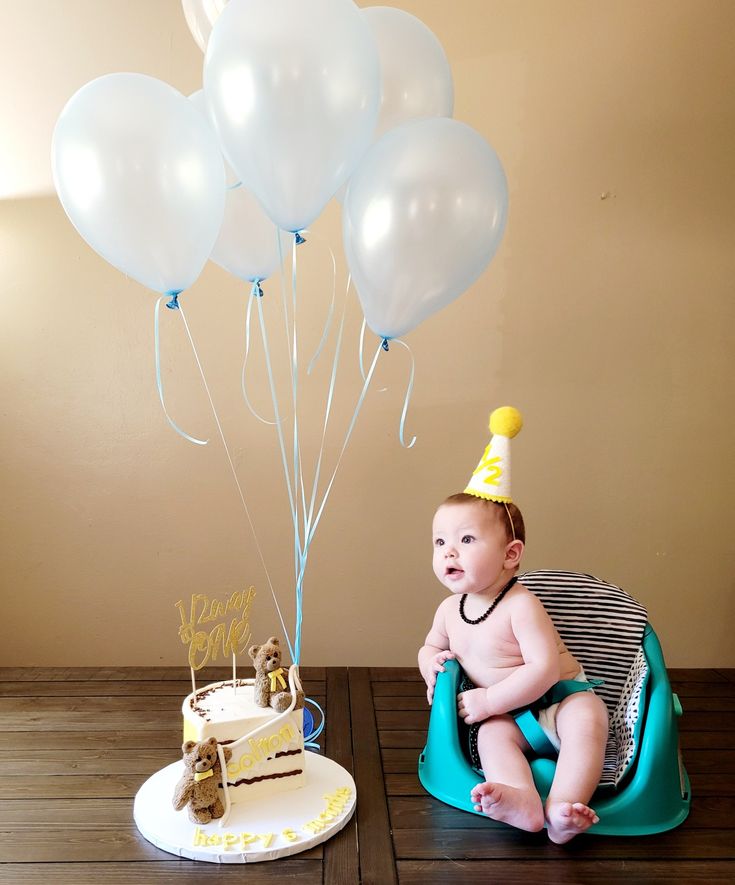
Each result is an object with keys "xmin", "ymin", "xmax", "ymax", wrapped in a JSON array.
[
  {"xmin": 182, "ymin": 666, "xmax": 306, "ymax": 809},
  {"xmin": 135, "ymin": 600, "xmax": 356, "ymax": 862}
]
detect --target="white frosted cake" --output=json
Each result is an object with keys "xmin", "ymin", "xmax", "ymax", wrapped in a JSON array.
[
  {"xmin": 182, "ymin": 676, "xmax": 305, "ymax": 804},
  {"xmin": 135, "ymin": 602, "xmax": 357, "ymax": 862}
]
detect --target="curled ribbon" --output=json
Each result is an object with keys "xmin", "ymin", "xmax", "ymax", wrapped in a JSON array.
[{"xmin": 153, "ymin": 295, "xmax": 209, "ymax": 446}]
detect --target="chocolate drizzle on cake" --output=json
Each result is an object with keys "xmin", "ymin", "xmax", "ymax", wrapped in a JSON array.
[
  {"xmin": 225, "ymin": 768, "xmax": 303, "ymax": 787},
  {"xmin": 190, "ymin": 703, "xmax": 211, "ymax": 721},
  {"xmin": 189, "ymin": 679, "xmax": 253, "ymax": 721}
]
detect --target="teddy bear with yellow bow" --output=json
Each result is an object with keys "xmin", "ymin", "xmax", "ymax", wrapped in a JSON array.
[
  {"xmin": 172, "ymin": 737, "xmax": 232, "ymax": 824},
  {"xmin": 248, "ymin": 636, "xmax": 304, "ymax": 712}
]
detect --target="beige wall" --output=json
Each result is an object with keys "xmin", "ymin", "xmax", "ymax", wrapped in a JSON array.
[{"xmin": 2, "ymin": 0, "xmax": 734, "ymax": 668}]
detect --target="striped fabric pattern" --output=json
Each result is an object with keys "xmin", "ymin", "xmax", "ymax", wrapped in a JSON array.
[{"xmin": 519, "ymin": 569, "xmax": 649, "ymax": 787}]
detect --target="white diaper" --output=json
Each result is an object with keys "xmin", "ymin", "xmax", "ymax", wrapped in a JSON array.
[{"xmin": 536, "ymin": 670, "xmax": 591, "ymax": 752}]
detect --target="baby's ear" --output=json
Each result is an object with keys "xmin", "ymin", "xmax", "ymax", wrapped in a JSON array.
[{"xmin": 505, "ymin": 539, "xmax": 524, "ymax": 566}]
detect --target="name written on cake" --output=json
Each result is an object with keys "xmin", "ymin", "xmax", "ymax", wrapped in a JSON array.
[
  {"xmin": 226, "ymin": 724, "xmax": 298, "ymax": 780},
  {"xmin": 176, "ymin": 586, "xmax": 256, "ymax": 670}
]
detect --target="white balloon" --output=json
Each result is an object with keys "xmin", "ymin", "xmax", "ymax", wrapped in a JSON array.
[
  {"xmin": 189, "ymin": 88, "xmax": 287, "ymax": 282},
  {"xmin": 364, "ymin": 6, "xmax": 453, "ymax": 140},
  {"xmin": 182, "ymin": 0, "xmax": 228, "ymax": 52},
  {"xmin": 204, "ymin": 0, "xmax": 380, "ymax": 232},
  {"xmin": 334, "ymin": 6, "xmax": 453, "ymax": 204},
  {"xmin": 188, "ymin": 89, "xmax": 240, "ymax": 189},
  {"xmin": 210, "ymin": 184, "xmax": 290, "ymax": 283},
  {"xmin": 343, "ymin": 118, "xmax": 508, "ymax": 340},
  {"xmin": 52, "ymin": 73, "xmax": 225, "ymax": 295}
]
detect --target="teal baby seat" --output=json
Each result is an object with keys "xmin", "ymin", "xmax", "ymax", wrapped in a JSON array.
[{"xmin": 418, "ymin": 571, "xmax": 691, "ymax": 836}]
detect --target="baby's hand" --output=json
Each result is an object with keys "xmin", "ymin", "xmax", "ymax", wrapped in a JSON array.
[
  {"xmin": 457, "ymin": 687, "xmax": 493, "ymax": 725},
  {"xmin": 424, "ymin": 650, "xmax": 455, "ymax": 704}
]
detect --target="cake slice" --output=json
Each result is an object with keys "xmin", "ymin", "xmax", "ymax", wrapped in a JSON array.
[{"xmin": 182, "ymin": 675, "xmax": 306, "ymax": 804}]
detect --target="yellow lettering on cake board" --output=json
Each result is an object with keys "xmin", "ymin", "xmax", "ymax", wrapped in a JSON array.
[
  {"xmin": 302, "ymin": 786, "xmax": 352, "ymax": 834},
  {"xmin": 193, "ymin": 826, "xmax": 208, "ymax": 847},
  {"xmin": 223, "ymin": 832, "xmax": 239, "ymax": 850}
]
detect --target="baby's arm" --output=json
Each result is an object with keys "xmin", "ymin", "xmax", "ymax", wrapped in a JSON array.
[
  {"xmin": 418, "ymin": 600, "xmax": 455, "ymax": 704},
  {"xmin": 458, "ymin": 593, "xmax": 561, "ymax": 724}
]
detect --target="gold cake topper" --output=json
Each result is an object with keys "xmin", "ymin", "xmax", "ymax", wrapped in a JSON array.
[{"xmin": 176, "ymin": 587, "xmax": 256, "ymax": 670}]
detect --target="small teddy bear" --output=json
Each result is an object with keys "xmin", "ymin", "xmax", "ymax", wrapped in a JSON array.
[
  {"xmin": 248, "ymin": 636, "xmax": 304, "ymax": 712},
  {"xmin": 172, "ymin": 737, "xmax": 232, "ymax": 824}
]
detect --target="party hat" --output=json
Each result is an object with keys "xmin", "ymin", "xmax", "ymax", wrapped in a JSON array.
[{"xmin": 464, "ymin": 406, "xmax": 523, "ymax": 503}]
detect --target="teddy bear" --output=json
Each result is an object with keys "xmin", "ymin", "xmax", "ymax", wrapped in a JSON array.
[
  {"xmin": 248, "ymin": 636, "xmax": 304, "ymax": 712},
  {"xmin": 172, "ymin": 737, "xmax": 232, "ymax": 824}
]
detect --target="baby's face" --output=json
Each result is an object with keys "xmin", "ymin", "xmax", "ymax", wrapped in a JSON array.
[{"xmin": 432, "ymin": 501, "xmax": 510, "ymax": 597}]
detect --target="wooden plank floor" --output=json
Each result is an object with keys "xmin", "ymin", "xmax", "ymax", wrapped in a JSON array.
[
  {"xmin": 0, "ymin": 666, "xmax": 347, "ymax": 884},
  {"xmin": 372, "ymin": 666, "xmax": 735, "ymax": 884},
  {"xmin": 1, "ymin": 667, "xmax": 734, "ymax": 883}
]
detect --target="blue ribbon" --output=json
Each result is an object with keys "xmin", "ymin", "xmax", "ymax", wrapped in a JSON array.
[
  {"xmin": 303, "ymin": 280, "xmax": 349, "ymax": 551},
  {"xmin": 240, "ymin": 282, "xmax": 280, "ymax": 425},
  {"xmin": 390, "ymin": 338, "xmax": 417, "ymax": 449},
  {"xmin": 303, "ymin": 696, "xmax": 326, "ymax": 751},
  {"xmin": 289, "ymin": 234, "xmax": 306, "ymax": 662},
  {"xmin": 254, "ymin": 288, "xmax": 298, "ymax": 664},
  {"xmin": 358, "ymin": 323, "xmax": 416, "ymax": 449},
  {"xmin": 153, "ymin": 295, "xmax": 208, "ymax": 446},
  {"xmin": 304, "ymin": 232, "xmax": 339, "ymax": 375},
  {"xmin": 303, "ymin": 340, "xmax": 383, "ymax": 555}
]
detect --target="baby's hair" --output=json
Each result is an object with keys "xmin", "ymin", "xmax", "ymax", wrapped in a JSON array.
[{"xmin": 441, "ymin": 492, "xmax": 526, "ymax": 544}]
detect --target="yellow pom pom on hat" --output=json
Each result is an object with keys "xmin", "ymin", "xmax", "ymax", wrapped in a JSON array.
[{"xmin": 464, "ymin": 406, "xmax": 523, "ymax": 503}]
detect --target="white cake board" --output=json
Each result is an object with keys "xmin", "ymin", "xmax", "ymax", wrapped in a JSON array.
[{"xmin": 134, "ymin": 752, "xmax": 356, "ymax": 863}]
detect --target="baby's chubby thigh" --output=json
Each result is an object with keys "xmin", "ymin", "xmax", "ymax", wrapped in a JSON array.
[
  {"xmin": 554, "ymin": 690, "xmax": 609, "ymax": 747},
  {"xmin": 475, "ymin": 713, "xmax": 535, "ymax": 772}
]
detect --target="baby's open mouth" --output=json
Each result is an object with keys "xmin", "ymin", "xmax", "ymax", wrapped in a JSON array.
[{"xmin": 445, "ymin": 567, "xmax": 463, "ymax": 576}]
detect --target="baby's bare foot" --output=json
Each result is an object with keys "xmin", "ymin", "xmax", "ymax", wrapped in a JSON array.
[
  {"xmin": 545, "ymin": 801, "xmax": 599, "ymax": 844},
  {"xmin": 470, "ymin": 782, "xmax": 544, "ymax": 832}
]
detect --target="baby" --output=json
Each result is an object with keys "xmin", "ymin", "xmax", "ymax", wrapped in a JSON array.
[{"xmin": 418, "ymin": 492, "xmax": 609, "ymax": 843}]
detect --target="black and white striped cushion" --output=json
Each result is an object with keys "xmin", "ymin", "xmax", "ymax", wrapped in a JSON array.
[{"xmin": 519, "ymin": 570, "xmax": 649, "ymax": 787}]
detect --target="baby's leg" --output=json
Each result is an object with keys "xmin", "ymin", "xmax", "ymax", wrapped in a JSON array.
[
  {"xmin": 471, "ymin": 714, "xmax": 544, "ymax": 832},
  {"xmin": 545, "ymin": 692, "xmax": 609, "ymax": 844}
]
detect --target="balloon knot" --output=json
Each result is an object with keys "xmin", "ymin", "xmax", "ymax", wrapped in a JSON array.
[
  {"xmin": 165, "ymin": 293, "xmax": 181, "ymax": 310},
  {"xmin": 252, "ymin": 280, "xmax": 264, "ymax": 297},
  {"xmin": 381, "ymin": 338, "xmax": 390, "ymax": 352},
  {"xmin": 294, "ymin": 231, "xmax": 306, "ymax": 246}
]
